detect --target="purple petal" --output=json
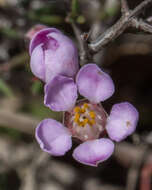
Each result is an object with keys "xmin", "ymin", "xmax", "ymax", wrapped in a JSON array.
[
  {"xmin": 29, "ymin": 28, "xmax": 61, "ymax": 55},
  {"xmin": 35, "ymin": 119, "xmax": 72, "ymax": 156},
  {"xmin": 26, "ymin": 24, "xmax": 47, "ymax": 40},
  {"xmin": 106, "ymin": 102, "xmax": 139, "ymax": 142},
  {"xmin": 44, "ymin": 32, "xmax": 79, "ymax": 83},
  {"xmin": 73, "ymin": 138, "xmax": 114, "ymax": 166},
  {"xmin": 30, "ymin": 44, "xmax": 45, "ymax": 81},
  {"xmin": 44, "ymin": 75, "xmax": 78, "ymax": 111},
  {"xmin": 76, "ymin": 64, "xmax": 115, "ymax": 103}
]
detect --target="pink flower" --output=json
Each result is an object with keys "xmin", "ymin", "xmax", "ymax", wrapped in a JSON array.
[
  {"xmin": 35, "ymin": 64, "xmax": 139, "ymax": 166},
  {"xmin": 29, "ymin": 28, "xmax": 79, "ymax": 83}
]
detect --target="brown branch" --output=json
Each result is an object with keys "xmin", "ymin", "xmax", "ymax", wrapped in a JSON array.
[
  {"xmin": 146, "ymin": 16, "xmax": 152, "ymax": 23},
  {"xmin": 131, "ymin": 18, "xmax": 152, "ymax": 33},
  {"xmin": 88, "ymin": 0, "xmax": 152, "ymax": 53},
  {"xmin": 71, "ymin": 22, "xmax": 91, "ymax": 65},
  {"xmin": 88, "ymin": 14, "xmax": 131, "ymax": 52},
  {"xmin": 130, "ymin": 0, "xmax": 152, "ymax": 18}
]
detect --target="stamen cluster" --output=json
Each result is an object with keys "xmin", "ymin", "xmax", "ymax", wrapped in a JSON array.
[
  {"xmin": 64, "ymin": 101, "xmax": 107, "ymax": 142},
  {"xmin": 73, "ymin": 103, "xmax": 96, "ymax": 127}
]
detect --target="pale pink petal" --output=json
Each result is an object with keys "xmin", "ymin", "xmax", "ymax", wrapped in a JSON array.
[
  {"xmin": 73, "ymin": 138, "xmax": 114, "ymax": 166},
  {"xmin": 76, "ymin": 64, "xmax": 115, "ymax": 103},
  {"xmin": 30, "ymin": 44, "xmax": 45, "ymax": 81},
  {"xmin": 36, "ymin": 119, "xmax": 72, "ymax": 156},
  {"xmin": 106, "ymin": 102, "xmax": 139, "ymax": 142},
  {"xmin": 44, "ymin": 75, "xmax": 78, "ymax": 111}
]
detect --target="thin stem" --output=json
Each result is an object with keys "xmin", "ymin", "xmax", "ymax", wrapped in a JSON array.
[
  {"xmin": 71, "ymin": 22, "xmax": 91, "ymax": 65},
  {"xmin": 131, "ymin": 18, "xmax": 152, "ymax": 33},
  {"xmin": 88, "ymin": 0, "xmax": 152, "ymax": 53},
  {"xmin": 130, "ymin": 0, "xmax": 152, "ymax": 18}
]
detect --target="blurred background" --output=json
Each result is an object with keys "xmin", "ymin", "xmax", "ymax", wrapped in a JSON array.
[{"xmin": 0, "ymin": 0, "xmax": 152, "ymax": 190}]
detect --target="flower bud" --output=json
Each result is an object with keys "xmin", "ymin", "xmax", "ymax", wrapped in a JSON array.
[{"xmin": 29, "ymin": 28, "xmax": 79, "ymax": 83}]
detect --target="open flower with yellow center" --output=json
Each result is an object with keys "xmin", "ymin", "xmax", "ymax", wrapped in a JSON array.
[{"xmin": 35, "ymin": 63, "xmax": 139, "ymax": 166}]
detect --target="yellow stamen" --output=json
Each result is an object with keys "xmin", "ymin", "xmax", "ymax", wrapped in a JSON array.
[
  {"xmin": 73, "ymin": 104, "xmax": 96, "ymax": 128},
  {"xmin": 81, "ymin": 108, "xmax": 85, "ymax": 113},
  {"xmin": 74, "ymin": 113, "xmax": 80, "ymax": 123},
  {"xmin": 83, "ymin": 103, "xmax": 89, "ymax": 109},
  {"xmin": 89, "ymin": 111, "xmax": 96, "ymax": 119},
  {"xmin": 89, "ymin": 119, "xmax": 95, "ymax": 126},
  {"xmin": 79, "ymin": 121, "xmax": 85, "ymax": 127},
  {"xmin": 83, "ymin": 118, "xmax": 89, "ymax": 125},
  {"xmin": 74, "ymin": 106, "xmax": 80, "ymax": 113}
]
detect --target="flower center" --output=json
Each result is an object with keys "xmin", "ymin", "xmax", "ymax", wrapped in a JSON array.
[
  {"xmin": 64, "ymin": 100, "xmax": 107, "ymax": 142},
  {"xmin": 73, "ymin": 103, "xmax": 96, "ymax": 127}
]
